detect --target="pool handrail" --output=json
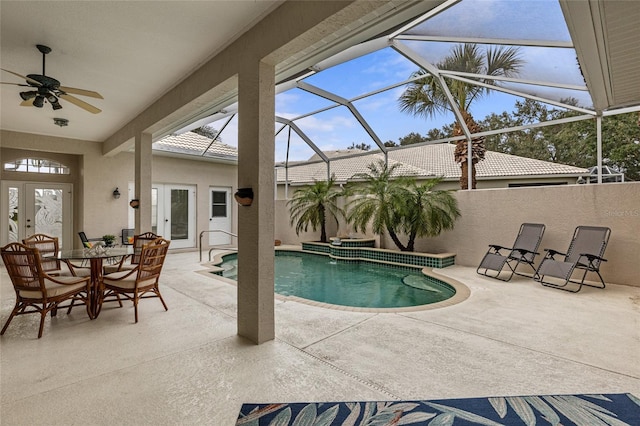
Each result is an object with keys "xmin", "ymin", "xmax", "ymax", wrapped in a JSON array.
[{"xmin": 199, "ymin": 229, "xmax": 238, "ymax": 262}]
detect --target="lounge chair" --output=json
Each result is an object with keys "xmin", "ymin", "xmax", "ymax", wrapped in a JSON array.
[
  {"xmin": 477, "ymin": 223, "xmax": 546, "ymax": 281},
  {"xmin": 535, "ymin": 226, "xmax": 611, "ymax": 293}
]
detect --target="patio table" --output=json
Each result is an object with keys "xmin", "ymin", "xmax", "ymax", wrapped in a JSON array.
[{"xmin": 54, "ymin": 247, "xmax": 133, "ymax": 319}]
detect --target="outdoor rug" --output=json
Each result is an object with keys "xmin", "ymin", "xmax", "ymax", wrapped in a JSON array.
[{"xmin": 236, "ymin": 393, "xmax": 640, "ymax": 425}]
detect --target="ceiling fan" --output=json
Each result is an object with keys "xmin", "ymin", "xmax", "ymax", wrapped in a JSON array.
[{"xmin": 1, "ymin": 44, "xmax": 103, "ymax": 114}]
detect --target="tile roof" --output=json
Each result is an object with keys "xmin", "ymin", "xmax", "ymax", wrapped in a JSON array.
[
  {"xmin": 152, "ymin": 134, "xmax": 588, "ymax": 184},
  {"xmin": 389, "ymin": 143, "xmax": 589, "ymax": 178},
  {"xmin": 153, "ymin": 132, "xmax": 238, "ymax": 159},
  {"xmin": 277, "ymin": 143, "xmax": 589, "ymax": 184}
]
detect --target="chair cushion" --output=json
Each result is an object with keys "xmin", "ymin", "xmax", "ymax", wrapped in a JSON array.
[
  {"xmin": 19, "ymin": 277, "xmax": 88, "ymax": 299},
  {"xmin": 103, "ymin": 271, "xmax": 156, "ymax": 290},
  {"xmin": 104, "ymin": 263, "xmax": 136, "ymax": 274},
  {"xmin": 72, "ymin": 268, "xmax": 92, "ymax": 277},
  {"xmin": 58, "ymin": 267, "xmax": 92, "ymax": 278}
]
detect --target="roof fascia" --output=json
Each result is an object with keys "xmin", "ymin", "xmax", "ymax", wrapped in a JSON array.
[{"xmin": 559, "ymin": 0, "xmax": 611, "ymax": 111}]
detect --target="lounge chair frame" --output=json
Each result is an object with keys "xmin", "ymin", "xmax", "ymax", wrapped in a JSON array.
[
  {"xmin": 535, "ymin": 226, "xmax": 610, "ymax": 293},
  {"xmin": 477, "ymin": 223, "xmax": 546, "ymax": 282}
]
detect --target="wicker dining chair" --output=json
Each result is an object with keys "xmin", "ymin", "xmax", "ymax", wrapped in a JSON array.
[
  {"xmin": 23, "ymin": 233, "xmax": 90, "ymax": 277},
  {"xmin": 1, "ymin": 242, "xmax": 92, "ymax": 338},
  {"xmin": 104, "ymin": 232, "xmax": 159, "ymax": 274},
  {"xmin": 22, "ymin": 234, "xmax": 65, "ymax": 275},
  {"xmin": 102, "ymin": 238, "xmax": 170, "ymax": 323}
]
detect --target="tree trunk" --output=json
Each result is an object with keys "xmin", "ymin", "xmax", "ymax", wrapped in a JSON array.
[
  {"xmin": 459, "ymin": 159, "xmax": 478, "ymax": 190},
  {"xmin": 319, "ymin": 205, "xmax": 327, "ymax": 243},
  {"xmin": 407, "ymin": 230, "xmax": 417, "ymax": 252},
  {"xmin": 453, "ymin": 110, "xmax": 485, "ymax": 190},
  {"xmin": 387, "ymin": 227, "xmax": 408, "ymax": 251}
]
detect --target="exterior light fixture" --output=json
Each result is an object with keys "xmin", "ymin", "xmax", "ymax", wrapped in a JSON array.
[
  {"xmin": 234, "ymin": 188, "xmax": 253, "ymax": 206},
  {"xmin": 113, "ymin": 188, "xmax": 121, "ymax": 199},
  {"xmin": 53, "ymin": 118, "xmax": 68, "ymax": 127}
]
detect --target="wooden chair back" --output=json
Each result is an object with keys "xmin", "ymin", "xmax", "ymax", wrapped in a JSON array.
[
  {"xmin": 22, "ymin": 234, "xmax": 62, "ymax": 274},
  {"xmin": 132, "ymin": 232, "xmax": 159, "ymax": 265},
  {"xmin": 1, "ymin": 242, "xmax": 46, "ymax": 294},
  {"xmin": 137, "ymin": 238, "xmax": 170, "ymax": 282}
]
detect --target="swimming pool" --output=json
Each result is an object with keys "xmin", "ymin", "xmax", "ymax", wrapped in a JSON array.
[{"xmin": 215, "ymin": 251, "xmax": 456, "ymax": 309}]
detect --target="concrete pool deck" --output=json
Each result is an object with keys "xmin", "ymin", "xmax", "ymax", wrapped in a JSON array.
[{"xmin": 1, "ymin": 250, "xmax": 639, "ymax": 424}]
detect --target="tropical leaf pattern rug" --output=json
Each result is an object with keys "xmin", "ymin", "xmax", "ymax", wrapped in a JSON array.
[{"xmin": 236, "ymin": 393, "xmax": 640, "ymax": 425}]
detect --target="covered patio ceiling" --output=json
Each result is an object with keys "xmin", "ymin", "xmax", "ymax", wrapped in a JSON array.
[{"xmin": 1, "ymin": 0, "xmax": 639, "ymax": 154}]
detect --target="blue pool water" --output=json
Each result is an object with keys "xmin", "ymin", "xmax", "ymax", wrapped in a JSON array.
[{"xmin": 216, "ymin": 251, "xmax": 455, "ymax": 308}]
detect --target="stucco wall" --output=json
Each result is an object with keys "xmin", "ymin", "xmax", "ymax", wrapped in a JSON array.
[
  {"xmin": 1, "ymin": 134, "xmax": 237, "ymax": 249},
  {"xmin": 80, "ymin": 152, "xmax": 238, "ymax": 248},
  {"xmin": 394, "ymin": 183, "xmax": 640, "ymax": 287},
  {"xmin": 275, "ymin": 182, "xmax": 639, "ymax": 287}
]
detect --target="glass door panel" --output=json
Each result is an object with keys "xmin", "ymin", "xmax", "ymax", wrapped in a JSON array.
[{"xmin": 1, "ymin": 182, "xmax": 72, "ymax": 248}]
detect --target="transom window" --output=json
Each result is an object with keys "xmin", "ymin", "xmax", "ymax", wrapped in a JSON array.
[{"xmin": 3, "ymin": 158, "xmax": 70, "ymax": 175}]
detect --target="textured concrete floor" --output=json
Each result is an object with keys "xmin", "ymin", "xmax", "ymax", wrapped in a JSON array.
[{"xmin": 1, "ymin": 251, "xmax": 639, "ymax": 425}]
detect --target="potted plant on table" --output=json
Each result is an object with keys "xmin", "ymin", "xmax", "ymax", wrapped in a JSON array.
[{"xmin": 102, "ymin": 234, "xmax": 117, "ymax": 247}]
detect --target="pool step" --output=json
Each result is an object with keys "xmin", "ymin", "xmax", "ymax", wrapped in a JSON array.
[{"xmin": 402, "ymin": 275, "xmax": 443, "ymax": 293}]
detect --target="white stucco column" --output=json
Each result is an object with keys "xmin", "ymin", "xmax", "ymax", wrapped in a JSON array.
[
  {"xmin": 236, "ymin": 61, "xmax": 276, "ymax": 344},
  {"xmin": 134, "ymin": 132, "xmax": 152, "ymax": 233}
]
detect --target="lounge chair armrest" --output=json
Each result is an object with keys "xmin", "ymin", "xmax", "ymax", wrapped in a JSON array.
[
  {"xmin": 513, "ymin": 248, "xmax": 539, "ymax": 256},
  {"xmin": 544, "ymin": 248, "xmax": 566, "ymax": 258},
  {"xmin": 580, "ymin": 253, "xmax": 607, "ymax": 262},
  {"xmin": 488, "ymin": 244, "xmax": 511, "ymax": 252}
]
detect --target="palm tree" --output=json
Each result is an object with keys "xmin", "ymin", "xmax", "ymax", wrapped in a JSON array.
[
  {"xmin": 288, "ymin": 175, "xmax": 344, "ymax": 243},
  {"xmin": 346, "ymin": 160, "xmax": 460, "ymax": 251},
  {"xmin": 399, "ymin": 43, "xmax": 524, "ymax": 189},
  {"xmin": 345, "ymin": 160, "xmax": 411, "ymax": 250},
  {"xmin": 401, "ymin": 178, "xmax": 460, "ymax": 252}
]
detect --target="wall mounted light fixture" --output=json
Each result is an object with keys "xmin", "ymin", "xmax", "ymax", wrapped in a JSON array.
[
  {"xmin": 113, "ymin": 187, "xmax": 121, "ymax": 199},
  {"xmin": 234, "ymin": 188, "xmax": 254, "ymax": 206}
]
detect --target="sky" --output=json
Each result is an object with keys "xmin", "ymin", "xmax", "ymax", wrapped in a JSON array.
[{"xmin": 199, "ymin": 0, "xmax": 592, "ymax": 163}]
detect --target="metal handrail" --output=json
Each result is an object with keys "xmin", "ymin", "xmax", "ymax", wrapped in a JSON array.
[{"xmin": 199, "ymin": 229, "xmax": 238, "ymax": 262}]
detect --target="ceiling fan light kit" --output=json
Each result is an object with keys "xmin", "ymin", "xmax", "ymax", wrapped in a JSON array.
[
  {"xmin": 32, "ymin": 96, "xmax": 45, "ymax": 108},
  {"xmin": 1, "ymin": 44, "xmax": 103, "ymax": 114}
]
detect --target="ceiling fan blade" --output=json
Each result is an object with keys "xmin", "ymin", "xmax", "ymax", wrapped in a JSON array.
[
  {"xmin": 20, "ymin": 99, "xmax": 34, "ymax": 107},
  {"xmin": 59, "ymin": 93, "xmax": 101, "ymax": 114},
  {"xmin": 1, "ymin": 68, "xmax": 41, "ymax": 86},
  {"xmin": 1, "ymin": 82, "xmax": 30, "ymax": 87},
  {"xmin": 59, "ymin": 86, "xmax": 103, "ymax": 99}
]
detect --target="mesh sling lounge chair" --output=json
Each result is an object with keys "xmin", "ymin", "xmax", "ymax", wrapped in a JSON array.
[
  {"xmin": 477, "ymin": 223, "xmax": 546, "ymax": 281},
  {"xmin": 535, "ymin": 226, "xmax": 611, "ymax": 293}
]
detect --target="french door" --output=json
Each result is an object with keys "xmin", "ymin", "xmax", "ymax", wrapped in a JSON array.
[
  {"xmin": 128, "ymin": 183, "xmax": 196, "ymax": 249},
  {"xmin": 1, "ymin": 181, "xmax": 73, "ymax": 249}
]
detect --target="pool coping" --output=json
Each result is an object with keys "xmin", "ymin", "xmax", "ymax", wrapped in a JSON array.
[{"xmin": 201, "ymin": 247, "xmax": 470, "ymax": 313}]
